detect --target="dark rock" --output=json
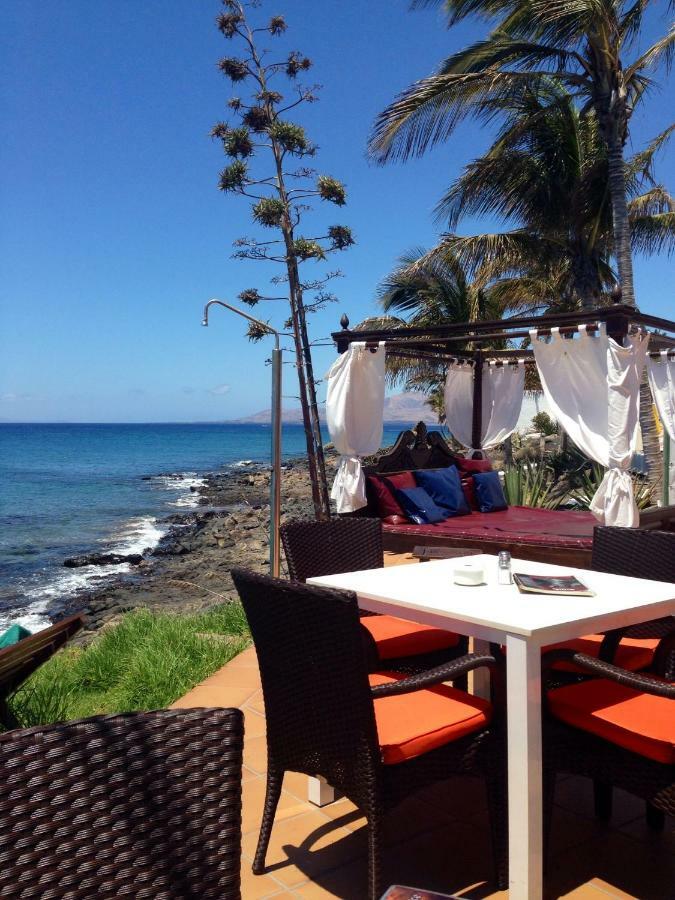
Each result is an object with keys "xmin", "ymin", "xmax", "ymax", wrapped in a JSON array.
[{"xmin": 64, "ymin": 552, "xmax": 144, "ymax": 568}]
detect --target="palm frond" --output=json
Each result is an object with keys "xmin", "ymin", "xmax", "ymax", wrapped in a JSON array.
[
  {"xmin": 625, "ymin": 22, "xmax": 675, "ymax": 78},
  {"xmin": 630, "ymin": 212, "xmax": 675, "ymax": 255}
]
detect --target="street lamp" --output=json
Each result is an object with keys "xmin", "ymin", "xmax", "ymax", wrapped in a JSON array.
[{"xmin": 202, "ymin": 298, "xmax": 282, "ymax": 577}]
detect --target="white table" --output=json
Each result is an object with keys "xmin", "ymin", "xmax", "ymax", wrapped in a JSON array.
[{"xmin": 308, "ymin": 553, "xmax": 675, "ymax": 899}]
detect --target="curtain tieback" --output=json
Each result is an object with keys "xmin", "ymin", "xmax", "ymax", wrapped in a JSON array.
[{"xmin": 331, "ymin": 455, "xmax": 368, "ymax": 514}]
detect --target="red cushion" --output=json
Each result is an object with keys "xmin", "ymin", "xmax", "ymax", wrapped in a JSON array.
[
  {"xmin": 368, "ymin": 471, "xmax": 416, "ymax": 519},
  {"xmin": 455, "ymin": 457, "xmax": 493, "ymax": 475},
  {"xmin": 362, "ymin": 615, "xmax": 460, "ymax": 660},
  {"xmin": 461, "ymin": 475, "xmax": 478, "ymax": 511},
  {"xmin": 371, "ymin": 671, "xmax": 492, "ymax": 764},
  {"xmin": 549, "ymin": 678, "xmax": 675, "ymax": 765},
  {"xmin": 546, "ymin": 634, "xmax": 658, "ymax": 673}
]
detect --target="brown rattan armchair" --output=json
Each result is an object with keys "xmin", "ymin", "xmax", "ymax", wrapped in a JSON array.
[
  {"xmin": 281, "ymin": 518, "xmax": 470, "ymax": 681},
  {"xmin": 543, "ymin": 643, "xmax": 675, "ymax": 855},
  {"xmin": 231, "ymin": 567, "xmax": 507, "ymax": 899},
  {"xmin": 0, "ymin": 707, "xmax": 244, "ymax": 899},
  {"xmin": 542, "ymin": 527, "xmax": 675, "ymax": 682}
]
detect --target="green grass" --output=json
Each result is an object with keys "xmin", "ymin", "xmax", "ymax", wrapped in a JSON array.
[{"xmin": 6, "ymin": 602, "xmax": 250, "ymax": 729}]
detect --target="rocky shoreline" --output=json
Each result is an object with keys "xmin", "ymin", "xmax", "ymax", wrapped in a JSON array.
[{"xmin": 49, "ymin": 458, "xmax": 322, "ymax": 640}]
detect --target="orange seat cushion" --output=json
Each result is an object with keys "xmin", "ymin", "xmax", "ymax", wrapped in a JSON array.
[
  {"xmin": 371, "ymin": 672, "xmax": 492, "ymax": 764},
  {"xmin": 549, "ymin": 678, "xmax": 675, "ymax": 765},
  {"xmin": 545, "ymin": 634, "xmax": 658, "ymax": 673},
  {"xmin": 363, "ymin": 615, "xmax": 460, "ymax": 660}
]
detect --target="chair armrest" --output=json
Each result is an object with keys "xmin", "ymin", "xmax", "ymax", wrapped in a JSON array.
[
  {"xmin": 542, "ymin": 649, "xmax": 675, "ymax": 698},
  {"xmin": 370, "ymin": 652, "xmax": 496, "ymax": 698}
]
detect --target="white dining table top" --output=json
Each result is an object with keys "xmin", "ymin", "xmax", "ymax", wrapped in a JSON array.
[{"xmin": 307, "ymin": 553, "xmax": 675, "ymax": 645}]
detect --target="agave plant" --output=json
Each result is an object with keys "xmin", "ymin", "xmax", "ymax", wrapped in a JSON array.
[
  {"xmin": 568, "ymin": 463, "xmax": 655, "ymax": 510},
  {"xmin": 501, "ymin": 460, "xmax": 564, "ymax": 509}
]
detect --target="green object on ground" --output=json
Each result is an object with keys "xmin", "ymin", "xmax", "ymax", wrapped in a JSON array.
[{"xmin": 0, "ymin": 624, "xmax": 32, "ymax": 650}]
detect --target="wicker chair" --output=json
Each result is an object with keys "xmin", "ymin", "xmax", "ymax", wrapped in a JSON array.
[
  {"xmin": 542, "ymin": 527, "xmax": 675, "ymax": 682},
  {"xmin": 0, "ymin": 707, "xmax": 244, "ymax": 899},
  {"xmin": 281, "ymin": 518, "xmax": 470, "ymax": 680},
  {"xmin": 231, "ymin": 567, "xmax": 507, "ymax": 899},
  {"xmin": 543, "ymin": 643, "xmax": 675, "ymax": 850}
]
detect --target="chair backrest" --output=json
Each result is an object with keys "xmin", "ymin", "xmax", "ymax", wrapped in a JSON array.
[
  {"xmin": 591, "ymin": 526, "xmax": 675, "ymax": 582},
  {"xmin": 0, "ymin": 614, "xmax": 84, "ymax": 700},
  {"xmin": 281, "ymin": 517, "xmax": 383, "ymax": 583},
  {"xmin": 0, "ymin": 707, "xmax": 243, "ymax": 899},
  {"xmin": 231, "ymin": 568, "xmax": 380, "ymax": 792}
]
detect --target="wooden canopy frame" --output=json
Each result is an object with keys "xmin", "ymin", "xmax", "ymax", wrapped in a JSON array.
[{"xmin": 332, "ymin": 301, "xmax": 675, "ymax": 455}]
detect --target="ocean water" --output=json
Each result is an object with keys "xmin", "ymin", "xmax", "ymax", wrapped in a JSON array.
[{"xmin": 0, "ymin": 422, "xmax": 411, "ymax": 631}]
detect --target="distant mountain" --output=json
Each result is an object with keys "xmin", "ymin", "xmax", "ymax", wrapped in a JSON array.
[{"xmin": 228, "ymin": 391, "xmax": 438, "ymax": 425}]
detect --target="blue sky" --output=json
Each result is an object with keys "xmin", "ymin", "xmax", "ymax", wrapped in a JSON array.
[{"xmin": 2, "ymin": 0, "xmax": 673, "ymax": 423}]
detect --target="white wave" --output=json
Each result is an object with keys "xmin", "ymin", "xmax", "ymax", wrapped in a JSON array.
[
  {"xmin": 233, "ymin": 459, "xmax": 254, "ymax": 468},
  {"xmin": 108, "ymin": 516, "xmax": 166, "ymax": 555},
  {"xmin": 152, "ymin": 472, "xmax": 206, "ymax": 509}
]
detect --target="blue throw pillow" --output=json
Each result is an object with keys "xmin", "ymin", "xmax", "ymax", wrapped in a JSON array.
[
  {"xmin": 414, "ymin": 466, "xmax": 470, "ymax": 518},
  {"xmin": 473, "ymin": 471, "xmax": 508, "ymax": 513},
  {"xmin": 395, "ymin": 486, "xmax": 447, "ymax": 525}
]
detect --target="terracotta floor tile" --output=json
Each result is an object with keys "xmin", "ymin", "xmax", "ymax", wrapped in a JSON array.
[
  {"xmin": 242, "ymin": 706, "xmax": 267, "ymax": 738},
  {"xmin": 239, "ymin": 859, "xmax": 289, "ymax": 898},
  {"xmin": 554, "ymin": 778, "xmax": 644, "ymax": 828},
  {"xmin": 248, "ymin": 694, "xmax": 268, "ymax": 716},
  {"xmin": 244, "ymin": 734, "xmax": 271, "ymax": 774},
  {"xmin": 169, "ymin": 682, "xmax": 255, "ymax": 710},
  {"xmin": 547, "ymin": 826, "xmax": 675, "ymax": 899},
  {"xmin": 226, "ymin": 645, "xmax": 259, "ymax": 668},
  {"xmin": 242, "ymin": 775, "xmax": 311, "ymax": 835},
  {"xmin": 241, "ymin": 810, "xmax": 364, "ymax": 888}
]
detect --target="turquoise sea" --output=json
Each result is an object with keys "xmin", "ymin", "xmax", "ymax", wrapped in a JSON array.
[{"xmin": 0, "ymin": 422, "xmax": 411, "ymax": 631}]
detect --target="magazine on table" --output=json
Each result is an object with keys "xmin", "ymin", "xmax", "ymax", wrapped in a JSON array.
[{"xmin": 513, "ymin": 573, "xmax": 595, "ymax": 597}]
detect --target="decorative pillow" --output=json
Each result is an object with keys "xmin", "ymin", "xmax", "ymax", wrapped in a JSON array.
[
  {"xmin": 367, "ymin": 474, "xmax": 405, "ymax": 518},
  {"xmin": 414, "ymin": 466, "xmax": 470, "ymax": 517},
  {"xmin": 460, "ymin": 475, "xmax": 478, "ymax": 511},
  {"xmin": 455, "ymin": 456, "xmax": 493, "ymax": 475},
  {"xmin": 382, "ymin": 514, "xmax": 409, "ymax": 526},
  {"xmin": 394, "ymin": 486, "xmax": 447, "ymax": 525},
  {"xmin": 473, "ymin": 471, "xmax": 508, "ymax": 513}
]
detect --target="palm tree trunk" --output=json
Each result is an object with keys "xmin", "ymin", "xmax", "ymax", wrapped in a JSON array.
[
  {"xmin": 639, "ymin": 371, "xmax": 663, "ymax": 502},
  {"xmin": 605, "ymin": 128, "xmax": 636, "ymax": 307}
]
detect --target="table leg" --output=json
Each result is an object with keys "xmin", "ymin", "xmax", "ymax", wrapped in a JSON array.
[
  {"xmin": 471, "ymin": 637, "xmax": 492, "ymax": 700},
  {"xmin": 506, "ymin": 633, "xmax": 543, "ymax": 900},
  {"xmin": 307, "ymin": 775, "xmax": 341, "ymax": 806}
]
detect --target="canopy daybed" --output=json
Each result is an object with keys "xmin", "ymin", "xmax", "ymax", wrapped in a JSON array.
[{"xmin": 325, "ymin": 302, "xmax": 675, "ymax": 565}]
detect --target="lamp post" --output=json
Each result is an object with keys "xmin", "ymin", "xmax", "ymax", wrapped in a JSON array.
[{"xmin": 202, "ymin": 299, "xmax": 282, "ymax": 577}]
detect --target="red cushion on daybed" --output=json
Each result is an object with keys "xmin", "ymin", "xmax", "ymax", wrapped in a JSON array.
[
  {"xmin": 461, "ymin": 476, "xmax": 478, "ymax": 510},
  {"xmin": 381, "ymin": 506, "xmax": 596, "ymax": 550},
  {"xmin": 367, "ymin": 472, "xmax": 416, "ymax": 519},
  {"xmin": 455, "ymin": 457, "xmax": 493, "ymax": 475}
]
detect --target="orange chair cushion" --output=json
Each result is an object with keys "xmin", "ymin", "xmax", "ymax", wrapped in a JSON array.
[
  {"xmin": 371, "ymin": 671, "xmax": 492, "ymax": 765},
  {"xmin": 549, "ymin": 677, "xmax": 675, "ymax": 765},
  {"xmin": 544, "ymin": 634, "xmax": 658, "ymax": 673},
  {"xmin": 363, "ymin": 615, "xmax": 460, "ymax": 660}
]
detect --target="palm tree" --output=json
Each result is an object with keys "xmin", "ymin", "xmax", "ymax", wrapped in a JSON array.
[
  {"xmin": 421, "ymin": 83, "xmax": 675, "ymax": 309},
  {"xmin": 369, "ymin": 0, "xmax": 675, "ymax": 306},
  {"xmin": 373, "ymin": 247, "xmax": 542, "ymax": 406}
]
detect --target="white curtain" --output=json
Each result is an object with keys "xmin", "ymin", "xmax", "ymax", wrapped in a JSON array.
[
  {"xmin": 648, "ymin": 352, "xmax": 675, "ymax": 505},
  {"xmin": 444, "ymin": 361, "xmax": 524, "ymax": 452},
  {"xmin": 532, "ymin": 324, "xmax": 649, "ymax": 527},
  {"xmin": 325, "ymin": 342, "xmax": 386, "ymax": 513}
]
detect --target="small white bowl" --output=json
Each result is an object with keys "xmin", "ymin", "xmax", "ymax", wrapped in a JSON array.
[{"xmin": 453, "ymin": 563, "xmax": 485, "ymax": 586}]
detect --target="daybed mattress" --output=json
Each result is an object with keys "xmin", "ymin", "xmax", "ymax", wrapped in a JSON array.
[{"xmin": 381, "ymin": 506, "xmax": 595, "ymax": 550}]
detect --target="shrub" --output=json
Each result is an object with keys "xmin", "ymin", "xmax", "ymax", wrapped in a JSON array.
[{"xmin": 501, "ymin": 461, "xmax": 563, "ymax": 509}]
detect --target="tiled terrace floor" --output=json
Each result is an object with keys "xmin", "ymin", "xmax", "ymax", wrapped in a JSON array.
[{"xmin": 173, "ymin": 553, "xmax": 675, "ymax": 899}]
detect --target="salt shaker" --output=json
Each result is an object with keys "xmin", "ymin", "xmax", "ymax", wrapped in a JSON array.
[{"xmin": 497, "ymin": 550, "xmax": 513, "ymax": 585}]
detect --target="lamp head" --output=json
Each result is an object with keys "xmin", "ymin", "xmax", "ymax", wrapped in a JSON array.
[{"xmin": 201, "ymin": 317, "xmax": 208, "ymax": 327}]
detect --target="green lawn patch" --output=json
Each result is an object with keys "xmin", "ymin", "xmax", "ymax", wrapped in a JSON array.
[{"xmin": 5, "ymin": 603, "xmax": 250, "ymax": 729}]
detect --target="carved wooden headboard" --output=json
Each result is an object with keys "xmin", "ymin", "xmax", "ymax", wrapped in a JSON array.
[{"xmin": 363, "ymin": 421, "xmax": 456, "ymax": 476}]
